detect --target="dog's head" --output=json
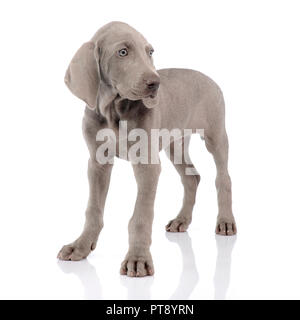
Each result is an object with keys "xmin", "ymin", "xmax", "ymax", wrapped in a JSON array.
[{"xmin": 65, "ymin": 21, "xmax": 160, "ymax": 116}]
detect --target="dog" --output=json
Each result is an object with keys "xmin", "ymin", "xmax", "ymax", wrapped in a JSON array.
[{"xmin": 58, "ymin": 21, "xmax": 236, "ymax": 277}]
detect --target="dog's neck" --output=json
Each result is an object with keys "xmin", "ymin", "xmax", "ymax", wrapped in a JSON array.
[{"xmin": 96, "ymin": 95, "xmax": 149, "ymax": 130}]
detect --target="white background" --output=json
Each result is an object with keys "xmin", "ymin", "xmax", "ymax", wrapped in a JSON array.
[{"xmin": 0, "ymin": 0, "xmax": 299, "ymax": 300}]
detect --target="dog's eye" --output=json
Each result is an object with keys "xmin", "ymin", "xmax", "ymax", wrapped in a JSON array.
[
  {"xmin": 118, "ymin": 48, "xmax": 128, "ymax": 57},
  {"xmin": 149, "ymin": 49, "xmax": 154, "ymax": 57}
]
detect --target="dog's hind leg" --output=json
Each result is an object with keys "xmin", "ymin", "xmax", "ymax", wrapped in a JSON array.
[
  {"xmin": 205, "ymin": 129, "xmax": 236, "ymax": 236},
  {"xmin": 165, "ymin": 136, "xmax": 200, "ymax": 232}
]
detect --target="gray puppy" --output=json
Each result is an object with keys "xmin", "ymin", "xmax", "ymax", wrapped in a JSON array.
[{"xmin": 58, "ymin": 21, "xmax": 236, "ymax": 277}]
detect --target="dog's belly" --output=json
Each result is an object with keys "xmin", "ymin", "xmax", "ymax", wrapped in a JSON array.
[{"xmin": 114, "ymin": 129, "xmax": 203, "ymax": 163}]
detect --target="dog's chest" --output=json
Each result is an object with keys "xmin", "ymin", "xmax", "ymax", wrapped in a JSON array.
[{"xmin": 108, "ymin": 99, "xmax": 151, "ymax": 161}]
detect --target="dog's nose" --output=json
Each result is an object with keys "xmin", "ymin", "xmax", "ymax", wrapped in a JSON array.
[
  {"xmin": 147, "ymin": 81, "xmax": 160, "ymax": 91},
  {"xmin": 147, "ymin": 80, "xmax": 160, "ymax": 91}
]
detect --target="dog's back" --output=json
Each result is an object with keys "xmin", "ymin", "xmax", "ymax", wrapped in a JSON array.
[{"xmin": 157, "ymin": 68, "xmax": 224, "ymax": 132}]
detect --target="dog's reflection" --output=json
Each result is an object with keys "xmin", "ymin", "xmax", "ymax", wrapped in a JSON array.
[
  {"xmin": 214, "ymin": 235, "xmax": 237, "ymax": 300},
  {"xmin": 57, "ymin": 259, "xmax": 102, "ymax": 299},
  {"xmin": 166, "ymin": 232, "xmax": 199, "ymax": 300},
  {"xmin": 120, "ymin": 274, "xmax": 154, "ymax": 300}
]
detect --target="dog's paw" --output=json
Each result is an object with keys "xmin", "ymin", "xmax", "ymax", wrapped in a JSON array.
[
  {"xmin": 165, "ymin": 216, "xmax": 191, "ymax": 232},
  {"xmin": 215, "ymin": 217, "xmax": 237, "ymax": 236},
  {"xmin": 120, "ymin": 250, "xmax": 154, "ymax": 277},
  {"xmin": 57, "ymin": 238, "xmax": 96, "ymax": 261}
]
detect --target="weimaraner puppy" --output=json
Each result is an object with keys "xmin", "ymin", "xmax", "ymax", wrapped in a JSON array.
[{"xmin": 58, "ymin": 21, "xmax": 236, "ymax": 277}]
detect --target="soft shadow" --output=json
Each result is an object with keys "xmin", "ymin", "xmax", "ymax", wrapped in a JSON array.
[
  {"xmin": 214, "ymin": 235, "xmax": 237, "ymax": 300},
  {"xmin": 166, "ymin": 232, "xmax": 199, "ymax": 300},
  {"xmin": 57, "ymin": 259, "xmax": 102, "ymax": 299},
  {"xmin": 120, "ymin": 275, "xmax": 154, "ymax": 300}
]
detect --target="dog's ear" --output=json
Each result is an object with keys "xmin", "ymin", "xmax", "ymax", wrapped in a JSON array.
[
  {"xmin": 65, "ymin": 41, "xmax": 117, "ymax": 114},
  {"xmin": 93, "ymin": 43, "xmax": 118, "ymax": 116},
  {"xmin": 64, "ymin": 42, "xmax": 99, "ymax": 109}
]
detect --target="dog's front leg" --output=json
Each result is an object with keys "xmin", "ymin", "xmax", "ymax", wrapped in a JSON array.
[
  {"xmin": 58, "ymin": 160, "xmax": 113, "ymax": 261},
  {"xmin": 121, "ymin": 163, "xmax": 161, "ymax": 277}
]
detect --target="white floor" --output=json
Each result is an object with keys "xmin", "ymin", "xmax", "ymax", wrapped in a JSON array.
[{"xmin": 1, "ymin": 135, "xmax": 300, "ymax": 300}]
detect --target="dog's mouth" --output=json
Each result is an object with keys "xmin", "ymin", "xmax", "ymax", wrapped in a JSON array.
[
  {"xmin": 130, "ymin": 89, "xmax": 158, "ymax": 100},
  {"xmin": 147, "ymin": 90, "xmax": 158, "ymax": 99},
  {"xmin": 116, "ymin": 84, "xmax": 158, "ymax": 101}
]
